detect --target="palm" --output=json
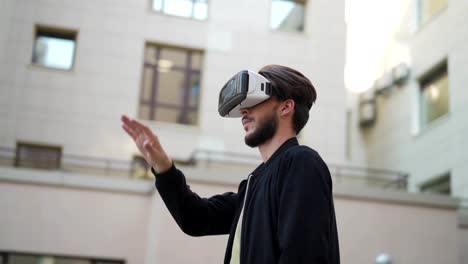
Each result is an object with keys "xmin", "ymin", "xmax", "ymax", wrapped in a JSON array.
[{"xmin": 121, "ymin": 115, "xmax": 171, "ymax": 173}]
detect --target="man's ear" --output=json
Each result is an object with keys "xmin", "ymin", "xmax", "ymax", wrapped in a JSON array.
[{"xmin": 280, "ymin": 99, "xmax": 295, "ymax": 117}]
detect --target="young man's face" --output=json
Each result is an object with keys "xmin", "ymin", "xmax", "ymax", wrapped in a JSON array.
[{"xmin": 240, "ymin": 98, "xmax": 280, "ymax": 148}]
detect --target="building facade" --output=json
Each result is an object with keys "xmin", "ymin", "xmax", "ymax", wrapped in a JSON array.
[
  {"xmin": 349, "ymin": 0, "xmax": 468, "ymax": 200},
  {"xmin": 0, "ymin": 0, "xmax": 465, "ymax": 263}
]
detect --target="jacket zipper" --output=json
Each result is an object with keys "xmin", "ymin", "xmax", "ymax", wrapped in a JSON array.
[{"xmin": 238, "ymin": 173, "xmax": 253, "ymax": 263}]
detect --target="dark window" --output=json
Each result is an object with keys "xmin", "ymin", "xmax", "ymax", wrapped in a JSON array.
[
  {"xmin": 0, "ymin": 252, "xmax": 124, "ymax": 264},
  {"xmin": 420, "ymin": 172, "xmax": 451, "ymax": 195},
  {"xmin": 32, "ymin": 25, "xmax": 77, "ymax": 70},
  {"xmin": 15, "ymin": 142, "xmax": 62, "ymax": 170},
  {"xmin": 419, "ymin": 60, "xmax": 449, "ymax": 127},
  {"xmin": 152, "ymin": 0, "xmax": 208, "ymax": 20},
  {"xmin": 131, "ymin": 156, "xmax": 152, "ymax": 179},
  {"xmin": 139, "ymin": 44, "xmax": 202, "ymax": 125},
  {"xmin": 270, "ymin": 0, "xmax": 306, "ymax": 32}
]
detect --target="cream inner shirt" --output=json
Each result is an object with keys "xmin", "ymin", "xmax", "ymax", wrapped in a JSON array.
[{"xmin": 230, "ymin": 173, "xmax": 253, "ymax": 264}]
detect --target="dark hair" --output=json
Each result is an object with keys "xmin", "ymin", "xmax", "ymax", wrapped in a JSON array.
[{"xmin": 258, "ymin": 64, "xmax": 317, "ymax": 134}]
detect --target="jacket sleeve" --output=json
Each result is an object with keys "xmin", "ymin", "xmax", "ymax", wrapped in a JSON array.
[
  {"xmin": 153, "ymin": 164, "xmax": 238, "ymax": 237},
  {"xmin": 277, "ymin": 150, "xmax": 335, "ymax": 263}
]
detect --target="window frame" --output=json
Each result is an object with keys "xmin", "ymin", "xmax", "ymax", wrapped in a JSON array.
[
  {"xmin": 139, "ymin": 43, "xmax": 203, "ymax": 125},
  {"xmin": 418, "ymin": 59, "xmax": 449, "ymax": 128},
  {"xmin": 31, "ymin": 24, "xmax": 78, "ymax": 71}
]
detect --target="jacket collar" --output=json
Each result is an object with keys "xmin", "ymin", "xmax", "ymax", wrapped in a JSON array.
[
  {"xmin": 251, "ymin": 137, "xmax": 299, "ymax": 175},
  {"xmin": 265, "ymin": 137, "xmax": 299, "ymax": 165}
]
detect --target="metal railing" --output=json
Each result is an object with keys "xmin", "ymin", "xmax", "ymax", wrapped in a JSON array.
[
  {"xmin": 192, "ymin": 149, "xmax": 409, "ymax": 190},
  {"xmin": 0, "ymin": 147, "xmax": 135, "ymax": 178},
  {"xmin": 1, "ymin": 146, "xmax": 409, "ymax": 189}
]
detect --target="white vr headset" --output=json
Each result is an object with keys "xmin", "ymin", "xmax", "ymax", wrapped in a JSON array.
[{"xmin": 218, "ymin": 70, "xmax": 276, "ymax": 117}]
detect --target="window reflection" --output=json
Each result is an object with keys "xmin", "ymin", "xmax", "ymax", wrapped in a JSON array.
[
  {"xmin": 32, "ymin": 27, "xmax": 77, "ymax": 70},
  {"xmin": 270, "ymin": 0, "xmax": 305, "ymax": 32},
  {"xmin": 420, "ymin": 62, "xmax": 449, "ymax": 127},
  {"xmin": 152, "ymin": 0, "xmax": 208, "ymax": 20}
]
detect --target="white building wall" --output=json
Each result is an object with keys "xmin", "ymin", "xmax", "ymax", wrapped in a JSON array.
[
  {"xmin": 0, "ymin": 0, "xmax": 346, "ymax": 168},
  {"xmin": 0, "ymin": 173, "xmax": 460, "ymax": 264},
  {"xmin": 350, "ymin": 0, "xmax": 468, "ymax": 198}
]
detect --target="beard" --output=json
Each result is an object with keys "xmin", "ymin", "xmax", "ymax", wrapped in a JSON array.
[{"xmin": 244, "ymin": 111, "xmax": 278, "ymax": 148}]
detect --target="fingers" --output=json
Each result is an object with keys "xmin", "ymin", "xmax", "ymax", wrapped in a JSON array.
[
  {"xmin": 122, "ymin": 123, "xmax": 137, "ymax": 140},
  {"xmin": 121, "ymin": 115, "xmax": 143, "ymax": 135},
  {"xmin": 121, "ymin": 114, "xmax": 158, "ymax": 144}
]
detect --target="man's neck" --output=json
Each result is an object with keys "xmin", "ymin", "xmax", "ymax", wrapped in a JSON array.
[{"xmin": 258, "ymin": 132, "xmax": 296, "ymax": 162}]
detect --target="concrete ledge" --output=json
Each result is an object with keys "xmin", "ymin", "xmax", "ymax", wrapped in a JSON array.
[
  {"xmin": 0, "ymin": 167, "xmax": 154, "ymax": 195},
  {"xmin": 334, "ymin": 185, "xmax": 460, "ymax": 210},
  {"xmin": 0, "ymin": 166, "xmax": 461, "ymax": 210}
]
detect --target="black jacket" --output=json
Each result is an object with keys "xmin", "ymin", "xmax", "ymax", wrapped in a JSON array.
[{"xmin": 153, "ymin": 137, "xmax": 340, "ymax": 263}]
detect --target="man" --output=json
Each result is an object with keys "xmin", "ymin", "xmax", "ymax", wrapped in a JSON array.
[{"xmin": 121, "ymin": 65, "xmax": 340, "ymax": 263}]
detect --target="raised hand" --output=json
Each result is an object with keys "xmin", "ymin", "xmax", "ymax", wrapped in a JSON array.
[{"xmin": 121, "ymin": 114, "xmax": 172, "ymax": 174}]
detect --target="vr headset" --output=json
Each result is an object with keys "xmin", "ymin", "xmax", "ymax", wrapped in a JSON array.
[{"xmin": 218, "ymin": 70, "xmax": 276, "ymax": 117}]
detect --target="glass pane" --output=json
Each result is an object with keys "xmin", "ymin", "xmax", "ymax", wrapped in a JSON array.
[
  {"xmin": 157, "ymin": 70, "xmax": 185, "ymax": 105},
  {"xmin": 420, "ymin": 0, "xmax": 447, "ymax": 24},
  {"xmin": 46, "ymin": 257, "xmax": 91, "ymax": 264},
  {"xmin": 32, "ymin": 35, "xmax": 75, "ymax": 70},
  {"xmin": 160, "ymin": 48, "xmax": 187, "ymax": 68},
  {"xmin": 270, "ymin": 0, "xmax": 305, "ymax": 32},
  {"xmin": 152, "ymin": 0, "xmax": 163, "ymax": 11},
  {"xmin": 17, "ymin": 145, "xmax": 61, "ymax": 170},
  {"xmin": 163, "ymin": 0, "xmax": 193, "ymax": 18},
  {"xmin": 132, "ymin": 156, "xmax": 151, "ymax": 179},
  {"xmin": 193, "ymin": 0, "xmax": 208, "ymax": 20},
  {"xmin": 186, "ymin": 110, "xmax": 199, "ymax": 125},
  {"xmin": 154, "ymin": 107, "xmax": 181, "ymax": 123},
  {"xmin": 144, "ymin": 45, "xmax": 159, "ymax": 65},
  {"xmin": 191, "ymin": 51, "xmax": 203, "ymax": 69},
  {"xmin": 421, "ymin": 73, "xmax": 449, "ymax": 126},
  {"xmin": 138, "ymin": 104, "xmax": 152, "ymax": 120},
  {"xmin": 141, "ymin": 67, "xmax": 155, "ymax": 101},
  {"xmin": 189, "ymin": 73, "xmax": 200, "ymax": 107},
  {"xmin": 9, "ymin": 254, "xmax": 37, "ymax": 264}
]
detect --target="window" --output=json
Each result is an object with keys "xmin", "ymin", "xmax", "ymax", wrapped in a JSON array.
[
  {"xmin": 139, "ymin": 44, "xmax": 202, "ymax": 125},
  {"xmin": 32, "ymin": 25, "xmax": 77, "ymax": 70},
  {"xmin": 270, "ymin": 0, "xmax": 305, "ymax": 32},
  {"xmin": 131, "ymin": 156, "xmax": 152, "ymax": 179},
  {"xmin": 420, "ymin": 172, "xmax": 450, "ymax": 195},
  {"xmin": 152, "ymin": 0, "xmax": 208, "ymax": 20},
  {"xmin": 417, "ymin": 0, "xmax": 447, "ymax": 26},
  {"xmin": 419, "ymin": 60, "xmax": 449, "ymax": 127},
  {"xmin": 15, "ymin": 142, "xmax": 62, "ymax": 170},
  {"xmin": 0, "ymin": 252, "xmax": 124, "ymax": 264}
]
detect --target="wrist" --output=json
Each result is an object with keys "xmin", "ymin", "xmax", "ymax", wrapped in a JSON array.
[{"xmin": 152, "ymin": 155, "xmax": 172, "ymax": 174}]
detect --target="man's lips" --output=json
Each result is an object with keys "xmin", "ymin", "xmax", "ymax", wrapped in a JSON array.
[
  {"xmin": 242, "ymin": 117, "xmax": 253, "ymax": 125},
  {"xmin": 242, "ymin": 117, "xmax": 253, "ymax": 129}
]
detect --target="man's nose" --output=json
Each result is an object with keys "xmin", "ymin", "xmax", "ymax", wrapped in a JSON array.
[{"xmin": 240, "ymin": 107, "xmax": 249, "ymax": 116}]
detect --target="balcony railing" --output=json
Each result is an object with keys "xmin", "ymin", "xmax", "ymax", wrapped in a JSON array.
[{"xmin": 1, "ymin": 146, "xmax": 409, "ymax": 190}]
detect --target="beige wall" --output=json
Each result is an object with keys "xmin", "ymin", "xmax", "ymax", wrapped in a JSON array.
[
  {"xmin": 0, "ymin": 171, "xmax": 460, "ymax": 264},
  {"xmin": 335, "ymin": 197, "xmax": 458, "ymax": 264},
  {"xmin": 0, "ymin": 182, "xmax": 151, "ymax": 263}
]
